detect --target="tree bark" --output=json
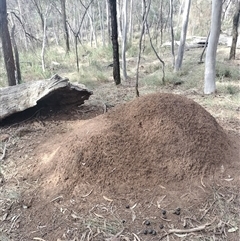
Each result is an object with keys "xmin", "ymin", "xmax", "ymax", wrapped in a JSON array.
[
  {"xmin": 0, "ymin": 0, "xmax": 16, "ymax": 86},
  {"xmin": 109, "ymin": 0, "xmax": 121, "ymax": 85},
  {"xmin": 136, "ymin": 0, "xmax": 151, "ymax": 97},
  {"xmin": 0, "ymin": 74, "xmax": 92, "ymax": 122},
  {"xmin": 41, "ymin": 6, "xmax": 50, "ymax": 73},
  {"xmin": 10, "ymin": 24, "xmax": 21, "ymax": 84},
  {"xmin": 128, "ymin": 0, "xmax": 133, "ymax": 44},
  {"xmin": 170, "ymin": 0, "xmax": 175, "ymax": 67},
  {"xmin": 60, "ymin": 0, "xmax": 70, "ymax": 53},
  {"xmin": 229, "ymin": 2, "xmax": 240, "ymax": 60},
  {"xmin": 106, "ymin": 0, "xmax": 111, "ymax": 45},
  {"xmin": 98, "ymin": 0, "xmax": 105, "ymax": 46},
  {"xmin": 204, "ymin": 0, "xmax": 222, "ymax": 95},
  {"xmin": 174, "ymin": 0, "xmax": 191, "ymax": 71},
  {"xmin": 121, "ymin": 0, "xmax": 128, "ymax": 81}
]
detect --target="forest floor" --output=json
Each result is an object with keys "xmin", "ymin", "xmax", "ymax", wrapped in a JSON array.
[{"xmin": 0, "ymin": 46, "xmax": 239, "ymax": 241}]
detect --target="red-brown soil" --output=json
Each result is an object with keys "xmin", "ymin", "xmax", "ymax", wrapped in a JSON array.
[
  {"xmin": 35, "ymin": 93, "xmax": 232, "ymax": 197},
  {"xmin": 0, "ymin": 92, "xmax": 239, "ymax": 241}
]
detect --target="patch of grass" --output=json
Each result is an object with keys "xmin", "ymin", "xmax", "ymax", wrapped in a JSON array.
[
  {"xmin": 127, "ymin": 45, "xmax": 139, "ymax": 57},
  {"xmin": 216, "ymin": 62, "xmax": 240, "ymax": 81},
  {"xmin": 141, "ymin": 72, "xmax": 164, "ymax": 86},
  {"xmin": 164, "ymin": 71, "xmax": 179, "ymax": 83},
  {"xmin": 217, "ymin": 82, "xmax": 240, "ymax": 95}
]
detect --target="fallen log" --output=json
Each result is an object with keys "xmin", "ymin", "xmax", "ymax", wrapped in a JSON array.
[{"xmin": 0, "ymin": 74, "xmax": 92, "ymax": 122}]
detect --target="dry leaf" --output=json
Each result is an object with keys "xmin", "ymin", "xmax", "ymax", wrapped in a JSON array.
[
  {"xmin": 228, "ymin": 227, "xmax": 238, "ymax": 233},
  {"xmin": 103, "ymin": 195, "xmax": 113, "ymax": 202}
]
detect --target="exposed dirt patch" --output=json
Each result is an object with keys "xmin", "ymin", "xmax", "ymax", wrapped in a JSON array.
[
  {"xmin": 33, "ymin": 93, "xmax": 232, "ymax": 197},
  {"xmin": 0, "ymin": 91, "xmax": 239, "ymax": 241}
]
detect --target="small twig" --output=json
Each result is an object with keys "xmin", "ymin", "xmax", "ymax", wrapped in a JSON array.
[
  {"xmin": 132, "ymin": 233, "xmax": 141, "ymax": 241},
  {"xmin": 33, "ymin": 238, "xmax": 47, "ymax": 241},
  {"xmin": 160, "ymin": 216, "xmax": 172, "ymax": 222},
  {"xmin": 201, "ymin": 176, "xmax": 206, "ymax": 188},
  {"xmin": 81, "ymin": 189, "xmax": 93, "ymax": 198},
  {"xmin": 200, "ymin": 200, "xmax": 216, "ymax": 221},
  {"xmin": 51, "ymin": 196, "xmax": 63, "ymax": 202},
  {"xmin": 157, "ymin": 195, "xmax": 166, "ymax": 208},
  {"xmin": 160, "ymin": 222, "xmax": 212, "ymax": 240}
]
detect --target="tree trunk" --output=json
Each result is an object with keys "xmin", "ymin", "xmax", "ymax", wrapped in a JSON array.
[
  {"xmin": 0, "ymin": 0, "xmax": 16, "ymax": 86},
  {"xmin": 17, "ymin": 0, "xmax": 28, "ymax": 50},
  {"xmin": 204, "ymin": 0, "xmax": 222, "ymax": 95},
  {"xmin": 109, "ymin": 0, "xmax": 121, "ymax": 85},
  {"xmin": 174, "ymin": 0, "xmax": 191, "ymax": 71},
  {"xmin": 98, "ymin": 0, "xmax": 105, "ymax": 46},
  {"xmin": 87, "ymin": 6, "xmax": 97, "ymax": 47},
  {"xmin": 128, "ymin": 0, "xmax": 133, "ymax": 44},
  {"xmin": 136, "ymin": 0, "xmax": 151, "ymax": 97},
  {"xmin": 10, "ymin": 24, "xmax": 21, "ymax": 84},
  {"xmin": 60, "ymin": 0, "xmax": 70, "ymax": 53},
  {"xmin": 121, "ymin": 0, "xmax": 128, "ymax": 81},
  {"xmin": 229, "ymin": 2, "xmax": 240, "ymax": 60},
  {"xmin": 0, "ymin": 74, "xmax": 92, "ymax": 122},
  {"xmin": 106, "ymin": 0, "xmax": 111, "ymax": 45},
  {"xmin": 41, "ymin": 8, "xmax": 49, "ymax": 73},
  {"xmin": 170, "ymin": 0, "xmax": 175, "ymax": 67},
  {"xmin": 199, "ymin": 31, "xmax": 210, "ymax": 63},
  {"xmin": 116, "ymin": 0, "xmax": 122, "ymax": 39}
]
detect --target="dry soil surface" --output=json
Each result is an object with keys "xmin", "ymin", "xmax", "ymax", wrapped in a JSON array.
[{"xmin": 0, "ymin": 88, "xmax": 239, "ymax": 241}]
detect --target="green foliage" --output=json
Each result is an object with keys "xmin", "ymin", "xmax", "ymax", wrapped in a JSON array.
[
  {"xmin": 141, "ymin": 72, "xmax": 165, "ymax": 86},
  {"xmin": 217, "ymin": 83, "xmax": 240, "ymax": 95},
  {"xmin": 216, "ymin": 62, "xmax": 240, "ymax": 81},
  {"xmin": 127, "ymin": 45, "xmax": 139, "ymax": 57}
]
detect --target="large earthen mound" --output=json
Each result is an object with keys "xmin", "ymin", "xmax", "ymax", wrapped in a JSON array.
[{"xmin": 40, "ymin": 93, "xmax": 231, "ymax": 195}]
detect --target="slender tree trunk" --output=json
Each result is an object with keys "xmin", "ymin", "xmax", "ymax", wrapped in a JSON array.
[
  {"xmin": 98, "ymin": 0, "xmax": 105, "ymax": 46},
  {"xmin": 128, "ymin": 0, "xmax": 133, "ymax": 44},
  {"xmin": 222, "ymin": 0, "xmax": 232, "ymax": 22},
  {"xmin": 116, "ymin": 0, "xmax": 122, "ymax": 39},
  {"xmin": 32, "ymin": 0, "xmax": 45, "ymax": 33},
  {"xmin": 52, "ymin": 19, "xmax": 60, "ymax": 45},
  {"xmin": 109, "ymin": 0, "xmax": 121, "ymax": 85},
  {"xmin": 17, "ymin": 0, "xmax": 28, "ymax": 50},
  {"xmin": 174, "ymin": 0, "xmax": 191, "ymax": 71},
  {"xmin": 121, "ymin": 0, "xmax": 128, "ymax": 81},
  {"xmin": 199, "ymin": 31, "xmax": 210, "ymax": 63},
  {"xmin": 141, "ymin": 0, "xmax": 147, "ymax": 53},
  {"xmin": 229, "ymin": 2, "xmax": 240, "ymax": 60},
  {"xmin": 146, "ymin": 18, "xmax": 165, "ymax": 84},
  {"xmin": 41, "ymin": 6, "xmax": 51, "ymax": 73},
  {"xmin": 159, "ymin": 1, "xmax": 163, "ymax": 45},
  {"xmin": 106, "ymin": 0, "xmax": 111, "ymax": 45},
  {"xmin": 11, "ymin": 24, "xmax": 21, "ymax": 84},
  {"xmin": 60, "ymin": 0, "xmax": 70, "ymax": 53},
  {"xmin": 0, "ymin": 0, "xmax": 16, "ymax": 86},
  {"xmin": 136, "ymin": 0, "xmax": 151, "ymax": 97},
  {"xmin": 170, "ymin": 0, "xmax": 175, "ymax": 67},
  {"xmin": 74, "ymin": 35, "xmax": 80, "ymax": 72},
  {"xmin": 204, "ymin": 0, "xmax": 222, "ymax": 95},
  {"xmin": 87, "ymin": 6, "xmax": 97, "ymax": 47}
]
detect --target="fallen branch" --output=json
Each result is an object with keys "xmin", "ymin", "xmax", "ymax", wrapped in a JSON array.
[{"xmin": 160, "ymin": 222, "xmax": 211, "ymax": 240}]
